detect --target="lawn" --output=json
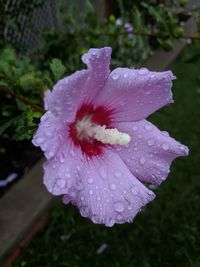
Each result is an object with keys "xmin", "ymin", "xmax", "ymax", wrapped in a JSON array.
[{"xmin": 13, "ymin": 42, "xmax": 200, "ymax": 267}]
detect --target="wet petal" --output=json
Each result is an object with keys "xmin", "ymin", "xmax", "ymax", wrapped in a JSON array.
[
  {"xmin": 46, "ymin": 47, "xmax": 112, "ymax": 122},
  {"xmin": 114, "ymin": 120, "xmax": 189, "ymax": 185},
  {"xmin": 64, "ymin": 150, "xmax": 155, "ymax": 226},
  {"xmin": 46, "ymin": 70, "xmax": 89, "ymax": 122},
  {"xmin": 95, "ymin": 67, "xmax": 175, "ymax": 122},
  {"xmin": 43, "ymin": 141, "xmax": 83, "ymax": 195},
  {"xmin": 32, "ymin": 111, "xmax": 67, "ymax": 159},
  {"xmin": 80, "ymin": 47, "xmax": 112, "ymax": 103}
]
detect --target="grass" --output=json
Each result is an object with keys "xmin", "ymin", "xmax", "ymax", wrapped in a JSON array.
[{"xmin": 13, "ymin": 42, "xmax": 200, "ymax": 267}]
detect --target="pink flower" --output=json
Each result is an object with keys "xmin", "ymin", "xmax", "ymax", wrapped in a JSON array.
[{"xmin": 32, "ymin": 47, "xmax": 189, "ymax": 227}]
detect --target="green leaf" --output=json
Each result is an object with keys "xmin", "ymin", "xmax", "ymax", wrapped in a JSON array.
[
  {"xmin": 133, "ymin": 8, "xmax": 143, "ymax": 32},
  {"xmin": 49, "ymin": 58, "xmax": 66, "ymax": 81},
  {"xmin": 17, "ymin": 72, "xmax": 36, "ymax": 90},
  {"xmin": 0, "ymin": 115, "xmax": 21, "ymax": 136},
  {"xmin": 16, "ymin": 99, "xmax": 27, "ymax": 111}
]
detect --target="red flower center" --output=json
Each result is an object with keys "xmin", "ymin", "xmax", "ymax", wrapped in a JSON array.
[{"xmin": 69, "ymin": 103, "xmax": 114, "ymax": 157}]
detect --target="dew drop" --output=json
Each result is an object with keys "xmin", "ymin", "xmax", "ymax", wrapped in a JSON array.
[
  {"xmin": 112, "ymin": 73, "xmax": 120, "ymax": 80},
  {"xmin": 57, "ymin": 178, "xmax": 65, "ymax": 188},
  {"xmin": 140, "ymin": 157, "xmax": 146, "ymax": 165},
  {"xmin": 89, "ymin": 190, "xmax": 93, "ymax": 195},
  {"xmin": 162, "ymin": 143, "xmax": 169, "ymax": 151},
  {"xmin": 106, "ymin": 219, "xmax": 115, "ymax": 227},
  {"xmin": 36, "ymin": 137, "xmax": 44, "ymax": 144},
  {"xmin": 99, "ymin": 167, "xmax": 107, "ymax": 179},
  {"xmin": 109, "ymin": 183, "xmax": 117, "ymax": 191},
  {"xmin": 87, "ymin": 178, "xmax": 94, "ymax": 184},
  {"xmin": 91, "ymin": 215, "xmax": 98, "ymax": 223},
  {"xmin": 128, "ymin": 205, "xmax": 133, "ymax": 210},
  {"xmin": 70, "ymin": 149, "xmax": 75, "ymax": 157},
  {"xmin": 132, "ymin": 126, "xmax": 138, "ymax": 131},
  {"xmin": 123, "ymin": 73, "xmax": 128, "ymax": 78},
  {"xmin": 131, "ymin": 186, "xmax": 139, "ymax": 195},
  {"xmin": 114, "ymin": 171, "xmax": 122, "ymax": 178},
  {"xmin": 45, "ymin": 131, "xmax": 53, "ymax": 137},
  {"xmin": 138, "ymin": 68, "xmax": 148, "ymax": 75},
  {"xmin": 147, "ymin": 139, "xmax": 154, "ymax": 146},
  {"xmin": 161, "ymin": 131, "xmax": 169, "ymax": 137},
  {"xmin": 80, "ymin": 206, "xmax": 90, "ymax": 217},
  {"xmin": 47, "ymin": 151, "xmax": 54, "ymax": 158},
  {"xmin": 76, "ymin": 181, "xmax": 84, "ymax": 190},
  {"xmin": 145, "ymin": 90, "xmax": 151, "ymax": 95},
  {"xmin": 144, "ymin": 124, "xmax": 153, "ymax": 131},
  {"xmin": 97, "ymin": 196, "xmax": 101, "ymax": 201},
  {"xmin": 117, "ymin": 214, "xmax": 123, "ymax": 220},
  {"xmin": 114, "ymin": 202, "xmax": 125, "ymax": 212}
]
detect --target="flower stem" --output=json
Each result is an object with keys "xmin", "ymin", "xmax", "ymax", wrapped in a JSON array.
[{"xmin": 0, "ymin": 85, "xmax": 45, "ymax": 113}]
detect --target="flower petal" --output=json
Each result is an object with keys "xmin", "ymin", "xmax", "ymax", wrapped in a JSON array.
[
  {"xmin": 80, "ymin": 47, "xmax": 112, "ymax": 103},
  {"xmin": 114, "ymin": 120, "xmax": 189, "ymax": 185},
  {"xmin": 43, "ymin": 141, "xmax": 83, "ymax": 195},
  {"xmin": 64, "ymin": 150, "xmax": 155, "ymax": 227},
  {"xmin": 45, "ymin": 47, "xmax": 112, "ymax": 122},
  {"xmin": 32, "ymin": 111, "xmax": 67, "ymax": 159},
  {"xmin": 94, "ymin": 67, "xmax": 175, "ymax": 122},
  {"xmin": 46, "ymin": 70, "xmax": 89, "ymax": 122}
]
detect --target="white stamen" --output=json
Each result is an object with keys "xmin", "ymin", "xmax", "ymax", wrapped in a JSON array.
[
  {"xmin": 76, "ymin": 119, "xmax": 131, "ymax": 146},
  {"xmin": 89, "ymin": 125, "xmax": 131, "ymax": 145}
]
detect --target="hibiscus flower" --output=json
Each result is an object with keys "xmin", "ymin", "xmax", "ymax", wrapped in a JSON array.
[{"xmin": 32, "ymin": 47, "xmax": 188, "ymax": 227}]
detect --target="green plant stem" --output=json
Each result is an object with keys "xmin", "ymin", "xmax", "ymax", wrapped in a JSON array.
[{"xmin": 0, "ymin": 85, "xmax": 45, "ymax": 113}]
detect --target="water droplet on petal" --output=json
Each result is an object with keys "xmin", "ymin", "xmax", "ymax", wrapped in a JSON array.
[
  {"xmin": 128, "ymin": 205, "xmax": 133, "ymax": 210},
  {"xmin": 144, "ymin": 124, "xmax": 153, "ymax": 131},
  {"xmin": 45, "ymin": 131, "xmax": 53, "ymax": 137},
  {"xmin": 123, "ymin": 73, "xmax": 128, "ymax": 78},
  {"xmin": 80, "ymin": 206, "xmax": 90, "ymax": 217},
  {"xmin": 47, "ymin": 151, "xmax": 54, "ymax": 158},
  {"xmin": 106, "ymin": 219, "xmax": 115, "ymax": 227},
  {"xmin": 117, "ymin": 214, "xmax": 123, "ymax": 220},
  {"xmin": 70, "ymin": 150, "xmax": 75, "ymax": 157},
  {"xmin": 114, "ymin": 171, "xmax": 122, "ymax": 178},
  {"xmin": 109, "ymin": 183, "xmax": 116, "ymax": 191},
  {"xmin": 114, "ymin": 202, "xmax": 125, "ymax": 212},
  {"xmin": 112, "ymin": 73, "xmax": 120, "ymax": 80},
  {"xmin": 145, "ymin": 90, "xmax": 151, "ymax": 95},
  {"xmin": 161, "ymin": 131, "xmax": 169, "ymax": 137},
  {"xmin": 87, "ymin": 178, "xmax": 94, "ymax": 184},
  {"xmin": 139, "ymin": 157, "xmax": 146, "ymax": 165},
  {"xmin": 76, "ymin": 181, "xmax": 84, "ymax": 190},
  {"xmin": 131, "ymin": 186, "xmax": 139, "ymax": 195},
  {"xmin": 99, "ymin": 167, "xmax": 107, "ymax": 179},
  {"xmin": 147, "ymin": 139, "xmax": 154, "ymax": 146},
  {"xmin": 132, "ymin": 126, "xmax": 138, "ymax": 131},
  {"xmin": 97, "ymin": 196, "xmax": 101, "ymax": 201},
  {"xmin": 162, "ymin": 143, "xmax": 169, "ymax": 151},
  {"xmin": 89, "ymin": 190, "xmax": 93, "ymax": 195},
  {"xmin": 57, "ymin": 178, "xmax": 65, "ymax": 188},
  {"xmin": 91, "ymin": 215, "xmax": 98, "ymax": 223},
  {"xmin": 138, "ymin": 68, "xmax": 148, "ymax": 75},
  {"xmin": 36, "ymin": 137, "xmax": 44, "ymax": 144}
]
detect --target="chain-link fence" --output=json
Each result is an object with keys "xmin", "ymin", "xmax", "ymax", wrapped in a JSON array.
[{"xmin": 3, "ymin": 0, "xmax": 58, "ymax": 54}]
